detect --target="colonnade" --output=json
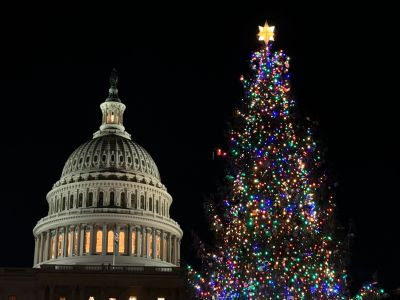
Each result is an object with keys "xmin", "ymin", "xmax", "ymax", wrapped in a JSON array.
[{"xmin": 34, "ymin": 224, "xmax": 181, "ymax": 267}]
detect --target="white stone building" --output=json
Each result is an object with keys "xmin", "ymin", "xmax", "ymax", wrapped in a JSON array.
[{"xmin": 32, "ymin": 69, "xmax": 183, "ymax": 268}]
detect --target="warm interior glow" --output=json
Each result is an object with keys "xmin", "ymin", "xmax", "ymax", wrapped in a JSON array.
[
  {"xmin": 156, "ymin": 235, "xmax": 161, "ymax": 259},
  {"xmin": 119, "ymin": 230, "xmax": 125, "ymax": 254},
  {"xmin": 148, "ymin": 234, "xmax": 153, "ymax": 257},
  {"xmin": 73, "ymin": 231, "xmax": 78, "ymax": 255},
  {"xmin": 67, "ymin": 231, "xmax": 72, "ymax": 256},
  {"xmin": 129, "ymin": 297, "xmax": 137, "ymax": 300},
  {"xmin": 157, "ymin": 298, "xmax": 166, "ymax": 300},
  {"xmin": 89, "ymin": 297, "xmax": 95, "ymax": 300},
  {"xmin": 163, "ymin": 236, "xmax": 167, "ymax": 260},
  {"xmin": 96, "ymin": 229, "xmax": 103, "ymax": 253},
  {"xmin": 84, "ymin": 231, "xmax": 90, "ymax": 254},
  {"xmin": 107, "ymin": 230, "xmax": 114, "ymax": 253},
  {"xmin": 51, "ymin": 235, "xmax": 56, "ymax": 259},
  {"xmin": 57, "ymin": 232, "xmax": 64, "ymax": 257},
  {"xmin": 132, "ymin": 231, "xmax": 136, "ymax": 255}
]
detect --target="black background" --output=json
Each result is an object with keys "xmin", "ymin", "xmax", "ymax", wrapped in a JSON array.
[{"xmin": 0, "ymin": 3, "xmax": 398, "ymax": 293}]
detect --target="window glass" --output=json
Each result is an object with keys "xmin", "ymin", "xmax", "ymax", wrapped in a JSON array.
[
  {"xmin": 119, "ymin": 230, "xmax": 125, "ymax": 254},
  {"xmin": 84, "ymin": 230, "xmax": 90, "ymax": 254},
  {"xmin": 96, "ymin": 229, "xmax": 102, "ymax": 253},
  {"xmin": 107, "ymin": 230, "xmax": 114, "ymax": 253},
  {"xmin": 132, "ymin": 231, "xmax": 136, "ymax": 255}
]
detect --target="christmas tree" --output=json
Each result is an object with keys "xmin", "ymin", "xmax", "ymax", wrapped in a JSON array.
[{"xmin": 188, "ymin": 21, "xmax": 385, "ymax": 300}]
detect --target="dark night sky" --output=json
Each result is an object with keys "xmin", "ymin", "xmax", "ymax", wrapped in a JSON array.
[{"xmin": 0, "ymin": 4, "xmax": 399, "ymax": 293}]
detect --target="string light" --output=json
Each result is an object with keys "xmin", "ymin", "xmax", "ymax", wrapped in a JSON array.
[{"xmin": 188, "ymin": 22, "xmax": 385, "ymax": 300}]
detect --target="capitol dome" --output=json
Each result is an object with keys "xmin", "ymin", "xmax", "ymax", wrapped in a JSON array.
[{"xmin": 33, "ymin": 69, "xmax": 182, "ymax": 268}]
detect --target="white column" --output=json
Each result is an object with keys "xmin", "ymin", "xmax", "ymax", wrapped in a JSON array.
[
  {"xmin": 160, "ymin": 230, "xmax": 164, "ymax": 261},
  {"xmin": 167, "ymin": 233, "xmax": 172, "ymax": 263},
  {"xmin": 79, "ymin": 225, "xmax": 85, "ymax": 256},
  {"xmin": 177, "ymin": 238, "xmax": 181, "ymax": 266},
  {"xmin": 141, "ymin": 226, "xmax": 146, "ymax": 257},
  {"xmin": 44, "ymin": 230, "xmax": 50, "ymax": 261},
  {"xmin": 90, "ymin": 225, "xmax": 95, "ymax": 255},
  {"xmin": 152, "ymin": 228, "xmax": 156, "ymax": 259},
  {"xmin": 136, "ymin": 227, "xmax": 140, "ymax": 257},
  {"xmin": 115, "ymin": 225, "xmax": 120, "ymax": 256},
  {"xmin": 54, "ymin": 227, "xmax": 59, "ymax": 259},
  {"xmin": 63, "ymin": 226, "xmax": 68, "ymax": 257},
  {"xmin": 69, "ymin": 226, "xmax": 74, "ymax": 257},
  {"xmin": 128, "ymin": 225, "xmax": 133, "ymax": 256},
  {"xmin": 33, "ymin": 236, "xmax": 38, "ymax": 265}
]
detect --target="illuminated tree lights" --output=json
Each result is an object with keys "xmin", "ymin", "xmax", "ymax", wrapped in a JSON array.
[{"xmin": 188, "ymin": 23, "xmax": 385, "ymax": 300}]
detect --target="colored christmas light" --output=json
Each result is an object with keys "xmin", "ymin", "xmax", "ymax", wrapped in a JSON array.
[{"xmin": 188, "ymin": 22, "xmax": 385, "ymax": 300}]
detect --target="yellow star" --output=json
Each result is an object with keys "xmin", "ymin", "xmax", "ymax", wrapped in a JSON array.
[{"xmin": 258, "ymin": 21, "xmax": 275, "ymax": 44}]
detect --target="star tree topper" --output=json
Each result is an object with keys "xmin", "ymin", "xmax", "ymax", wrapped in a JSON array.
[{"xmin": 258, "ymin": 21, "xmax": 275, "ymax": 44}]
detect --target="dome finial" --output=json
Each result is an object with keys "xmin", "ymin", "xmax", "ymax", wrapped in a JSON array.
[{"xmin": 106, "ymin": 68, "xmax": 121, "ymax": 102}]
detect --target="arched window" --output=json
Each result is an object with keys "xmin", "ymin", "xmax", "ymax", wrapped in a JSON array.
[
  {"xmin": 87, "ymin": 192, "xmax": 93, "ymax": 207},
  {"xmin": 149, "ymin": 197, "xmax": 153, "ymax": 211},
  {"xmin": 121, "ymin": 192, "xmax": 126, "ymax": 208},
  {"xmin": 119, "ymin": 230, "xmax": 125, "ymax": 254},
  {"xmin": 140, "ymin": 195, "xmax": 145, "ymax": 210},
  {"xmin": 84, "ymin": 229, "xmax": 91, "ymax": 254},
  {"xmin": 96, "ymin": 229, "xmax": 102, "ymax": 254},
  {"xmin": 110, "ymin": 192, "xmax": 115, "ymax": 206},
  {"xmin": 78, "ymin": 193, "xmax": 83, "ymax": 208},
  {"xmin": 131, "ymin": 193, "xmax": 137, "ymax": 209},
  {"xmin": 69, "ymin": 195, "xmax": 74, "ymax": 209},
  {"xmin": 98, "ymin": 192, "xmax": 104, "ymax": 207},
  {"xmin": 107, "ymin": 230, "xmax": 114, "ymax": 253}
]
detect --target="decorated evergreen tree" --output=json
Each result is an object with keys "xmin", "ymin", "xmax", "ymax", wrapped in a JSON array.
[{"xmin": 188, "ymin": 22, "xmax": 385, "ymax": 300}]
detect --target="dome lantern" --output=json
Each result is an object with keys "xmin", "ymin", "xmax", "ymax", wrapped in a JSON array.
[{"xmin": 93, "ymin": 68, "xmax": 131, "ymax": 140}]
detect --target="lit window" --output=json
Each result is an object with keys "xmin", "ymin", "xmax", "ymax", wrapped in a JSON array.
[
  {"xmin": 57, "ymin": 232, "xmax": 64, "ymax": 257},
  {"xmin": 129, "ymin": 297, "xmax": 137, "ymax": 300},
  {"xmin": 59, "ymin": 297, "xmax": 66, "ymax": 300},
  {"xmin": 73, "ymin": 230, "xmax": 78, "ymax": 255},
  {"xmin": 156, "ymin": 235, "xmax": 161, "ymax": 259},
  {"xmin": 51, "ymin": 234, "xmax": 56, "ymax": 259},
  {"xmin": 157, "ymin": 298, "xmax": 166, "ymax": 300},
  {"xmin": 107, "ymin": 230, "xmax": 114, "ymax": 253},
  {"xmin": 119, "ymin": 230, "xmax": 125, "ymax": 254},
  {"xmin": 148, "ymin": 234, "xmax": 153, "ymax": 257},
  {"xmin": 67, "ymin": 231, "xmax": 72, "ymax": 256},
  {"xmin": 109, "ymin": 298, "xmax": 116, "ymax": 300},
  {"xmin": 96, "ymin": 229, "xmax": 103, "ymax": 253},
  {"xmin": 89, "ymin": 297, "xmax": 95, "ymax": 300},
  {"xmin": 163, "ymin": 236, "xmax": 167, "ymax": 261},
  {"xmin": 84, "ymin": 230, "xmax": 91, "ymax": 254},
  {"xmin": 132, "ymin": 231, "xmax": 136, "ymax": 255},
  {"xmin": 8, "ymin": 296, "xmax": 17, "ymax": 300},
  {"xmin": 110, "ymin": 112, "xmax": 115, "ymax": 123}
]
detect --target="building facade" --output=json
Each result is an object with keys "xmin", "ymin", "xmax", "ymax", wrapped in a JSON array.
[{"xmin": 0, "ymin": 70, "xmax": 188, "ymax": 300}]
